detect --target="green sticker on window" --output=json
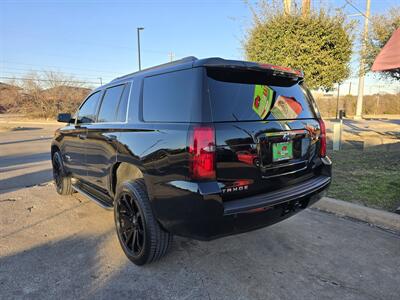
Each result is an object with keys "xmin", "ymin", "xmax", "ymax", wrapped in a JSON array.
[
  {"xmin": 252, "ymin": 85, "xmax": 274, "ymax": 119},
  {"xmin": 271, "ymin": 95, "xmax": 303, "ymax": 120}
]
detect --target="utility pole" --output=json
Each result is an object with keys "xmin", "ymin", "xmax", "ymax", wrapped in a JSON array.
[
  {"xmin": 354, "ymin": 0, "xmax": 371, "ymax": 120},
  {"xmin": 98, "ymin": 77, "xmax": 103, "ymax": 85},
  {"xmin": 168, "ymin": 52, "xmax": 175, "ymax": 62},
  {"xmin": 301, "ymin": 0, "xmax": 311, "ymax": 17},
  {"xmin": 376, "ymin": 85, "xmax": 380, "ymax": 115},
  {"xmin": 283, "ymin": 0, "xmax": 292, "ymax": 15},
  {"xmin": 137, "ymin": 27, "xmax": 144, "ymax": 71}
]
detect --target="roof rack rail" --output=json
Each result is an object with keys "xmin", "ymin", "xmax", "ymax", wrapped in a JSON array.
[{"xmin": 111, "ymin": 56, "xmax": 198, "ymax": 82}]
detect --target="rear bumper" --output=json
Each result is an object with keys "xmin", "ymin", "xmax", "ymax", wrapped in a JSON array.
[
  {"xmin": 152, "ymin": 157, "xmax": 332, "ymax": 240},
  {"xmin": 223, "ymin": 175, "xmax": 330, "ymax": 215}
]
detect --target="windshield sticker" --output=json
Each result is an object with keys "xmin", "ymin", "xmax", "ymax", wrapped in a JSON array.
[
  {"xmin": 271, "ymin": 96, "xmax": 303, "ymax": 119},
  {"xmin": 252, "ymin": 85, "xmax": 274, "ymax": 120}
]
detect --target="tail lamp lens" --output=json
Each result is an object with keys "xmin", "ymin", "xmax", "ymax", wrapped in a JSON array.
[
  {"xmin": 188, "ymin": 126, "xmax": 216, "ymax": 180},
  {"xmin": 318, "ymin": 118, "xmax": 327, "ymax": 157}
]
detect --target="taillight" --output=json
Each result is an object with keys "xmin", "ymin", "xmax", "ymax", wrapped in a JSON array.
[
  {"xmin": 318, "ymin": 118, "xmax": 327, "ymax": 157},
  {"xmin": 188, "ymin": 126, "xmax": 216, "ymax": 180}
]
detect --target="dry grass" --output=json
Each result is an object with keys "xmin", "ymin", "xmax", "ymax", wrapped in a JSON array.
[
  {"xmin": 327, "ymin": 147, "xmax": 400, "ymax": 212},
  {"xmin": 315, "ymin": 94, "xmax": 400, "ymax": 118}
]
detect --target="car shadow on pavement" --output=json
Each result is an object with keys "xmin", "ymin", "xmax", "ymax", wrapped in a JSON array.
[
  {"xmin": 0, "ymin": 232, "xmax": 116, "ymax": 299},
  {"xmin": 0, "ymin": 169, "xmax": 52, "ymax": 194},
  {"xmin": 0, "ymin": 227, "xmax": 301, "ymax": 299},
  {"xmin": 1, "ymin": 209, "xmax": 400, "ymax": 300},
  {"xmin": 0, "ymin": 152, "xmax": 50, "ymax": 169},
  {"xmin": 0, "ymin": 137, "xmax": 52, "ymax": 146},
  {"xmin": 11, "ymin": 127, "xmax": 43, "ymax": 131}
]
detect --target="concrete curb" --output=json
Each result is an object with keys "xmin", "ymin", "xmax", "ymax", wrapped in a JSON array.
[{"xmin": 312, "ymin": 197, "xmax": 400, "ymax": 233}]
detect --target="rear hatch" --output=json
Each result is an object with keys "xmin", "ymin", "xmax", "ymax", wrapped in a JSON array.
[{"xmin": 206, "ymin": 67, "xmax": 324, "ymax": 201}]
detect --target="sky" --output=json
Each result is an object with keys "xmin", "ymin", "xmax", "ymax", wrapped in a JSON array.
[{"xmin": 1, "ymin": 0, "xmax": 399, "ymax": 94}]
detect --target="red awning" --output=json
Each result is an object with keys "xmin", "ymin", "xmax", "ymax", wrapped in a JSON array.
[{"xmin": 371, "ymin": 28, "xmax": 400, "ymax": 72}]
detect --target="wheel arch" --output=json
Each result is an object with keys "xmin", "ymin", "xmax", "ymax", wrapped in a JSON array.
[
  {"xmin": 51, "ymin": 144, "xmax": 60, "ymax": 158},
  {"xmin": 111, "ymin": 162, "xmax": 145, "ymax": 197}
]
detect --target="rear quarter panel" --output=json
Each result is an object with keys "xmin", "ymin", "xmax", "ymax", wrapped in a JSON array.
[{"xmin": 117, "ymin": 123, "xmax": 195, "ymax": 225}]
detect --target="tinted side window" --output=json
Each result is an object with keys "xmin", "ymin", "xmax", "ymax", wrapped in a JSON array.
[
  {"xmin": 77, "ymin": 91, "xmax": 101, "ymax": 124},
  {"xmin": 98, "ymin": 84, "xmax": 125, "ymax": 123},
  {"xmin": 115, "ymin": 82, "xmax": 131, "ymax": 122},
  {"xmin": 143, "ymin": 69, "xmax": 201, "ymax": 122}
]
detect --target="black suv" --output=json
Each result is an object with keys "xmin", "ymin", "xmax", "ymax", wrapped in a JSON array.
[{"xmin": 52, "ymin": 57, "xmax": 331, "ymax": 265}]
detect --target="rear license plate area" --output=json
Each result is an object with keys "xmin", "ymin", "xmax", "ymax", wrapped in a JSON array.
[{"xmin": 272, "ymin": 141, "xmax": 293, "ymax": 162}]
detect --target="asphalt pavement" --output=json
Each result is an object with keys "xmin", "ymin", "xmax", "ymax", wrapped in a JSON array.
[
  {"xmin": 0, "ymin": 123, "xmax": 59, "ymax": 193},
  {"xmin": 0, "ymin": 120, "xmax": 399, "ymax": 300}
]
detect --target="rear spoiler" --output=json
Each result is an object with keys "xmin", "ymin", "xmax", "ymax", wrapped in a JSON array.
[
  {"xmin": 257, "ymin": 63, "xmax": 304, "ymax": 78},
  {"xmin": 194, "ymin": 57, "xmax": 304, "ymax": 80}
]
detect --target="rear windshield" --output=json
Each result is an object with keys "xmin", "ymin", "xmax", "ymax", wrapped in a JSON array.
[{"xmin": 206, "ymin": 68, "xmax": 316, "ymax": 122}]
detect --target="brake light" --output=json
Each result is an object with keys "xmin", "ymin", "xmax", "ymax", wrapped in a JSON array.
[
  {"xmin": 318, "ymin": 118, "xmax": 327, "ymax": 157},
  {"xmin": 259, "ymin": 63, "xmax": 303, "ymax": 77},
  {"xmin": 188, "ymin": 126, "xmax": 216, "ymax": 180}
]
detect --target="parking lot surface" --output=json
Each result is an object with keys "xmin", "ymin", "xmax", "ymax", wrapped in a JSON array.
[
  {"xmin": 1, "ymin": 184, "xmax": 400, "ymax": 300},
  {"xmin": 0, "ymin": 122, "xmax": 59, "ymax": 193},
  {"xmin": 1, "ymin": 121, "xmax": 399, "ymax": 299}
]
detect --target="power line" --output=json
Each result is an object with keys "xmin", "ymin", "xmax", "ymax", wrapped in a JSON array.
[
  {"xmin": 0, "ymin": 71, "xmax": 105, "ymax": 84},
  {"xmin": 0, "ymin": 61, "xmax": 123, "ymax": 75},
  {"xmin": 0, "ymin": 76, "xmax": 99, "ymax": 85},
  {"xmin": 3, "ymin": 30, "xmax": 180, "ymax": 55},
  {"xmin": 1, "ymin": 45, "xmax": 183, "ymax": 63},
  {"xmin": 0, "ymin": 69, "xmax": 107, "ymax": 81},
  {"xmin": 345, "ymin": 0, "xmax": 371, "ymax": 20},
  {"xmin": 168, "ymin": 52, "xmax": 176, "ymax": 62}
]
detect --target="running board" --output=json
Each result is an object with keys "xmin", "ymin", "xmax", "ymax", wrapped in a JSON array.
[{"xmin": 72, "ymin": 184, "xmax": 113, "ymax": 210}]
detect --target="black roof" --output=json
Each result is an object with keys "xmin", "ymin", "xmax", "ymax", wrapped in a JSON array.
[
  {"xmin": 110, "ymin": 56, "xmax": 198, "ymax": 83},
  {"xmin": 108, "ymin": 56, "xmax": 303, "ymax": 86}
]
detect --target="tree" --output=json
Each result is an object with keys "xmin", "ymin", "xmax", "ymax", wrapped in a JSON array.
[
  {"xmin": 18, "ymin": 71, "xmax": 90, "ymax": 118},
  {"xmin": 244, "ymin": 2, "xmax": 353, "ymax": 90},
  {"xmin": 366, "ymin": 8, "xmax": 400, "ymax": 80},
  {"xmin": 21, "ymin": 72, "xmax": 47, "ymax": 118},
  {"xmin": 41, "ymin": 71, "xmax": 89, "ymax": 117},
  {"xmin": 0, "ymin": 79, "xmax": 22, "ymax": 112}
]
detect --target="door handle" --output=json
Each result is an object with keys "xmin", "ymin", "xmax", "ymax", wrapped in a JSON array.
[{"xmin": 78, "ymin": 134, "xmax": 87, "ymax": 140}]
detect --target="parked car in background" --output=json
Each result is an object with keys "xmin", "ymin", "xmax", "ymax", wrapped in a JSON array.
[{"xmin": 51, "ymin": 57, "xmax": 331, "ymax": 265}]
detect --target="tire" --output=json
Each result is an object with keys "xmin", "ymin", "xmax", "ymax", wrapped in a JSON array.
[
  {"xmin": 114, "ymin": 179, "xmax": 172, "ymax": 265},
  {"xmin": 52, "ymin": 151, "xmax": 73, "ymax": 195}
]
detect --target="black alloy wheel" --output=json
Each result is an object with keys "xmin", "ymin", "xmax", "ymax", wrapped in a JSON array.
[
  {"xmin": 114, "ymin": 180, "xmax": 172, "ymax": 265},
  {"xmin": 116, "ymin": 192, "xmax": 145, "ymax": 256},
  {"xmin": 52, "ymin": 151, "xmax": 73, "ymax": 195}
]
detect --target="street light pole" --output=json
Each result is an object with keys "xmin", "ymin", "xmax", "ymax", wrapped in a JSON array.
[
  {"xmin": 354, "ymin": 0, "xmax": 371, "ymax": 120},
  {"xmin": 137, "ymin": 27, "xmax": 144, "ymax": 71}
]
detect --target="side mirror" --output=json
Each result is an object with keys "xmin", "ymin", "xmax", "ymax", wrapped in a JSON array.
[{"xmin": 57, "ymin": 113, "xmax": 72, "ymax": 123}]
